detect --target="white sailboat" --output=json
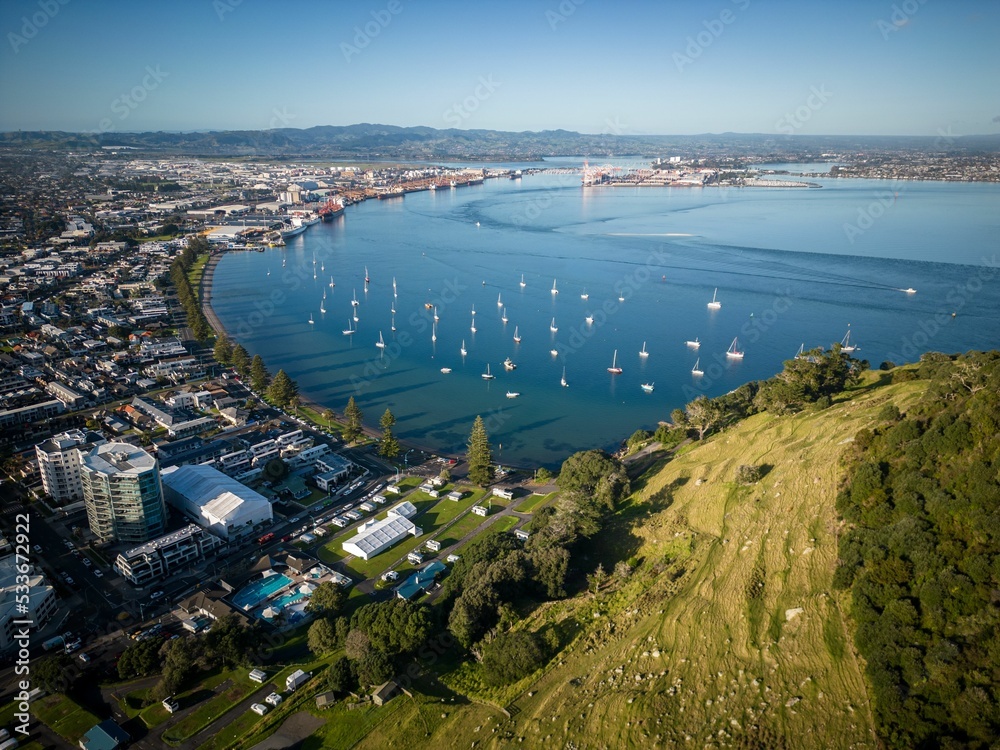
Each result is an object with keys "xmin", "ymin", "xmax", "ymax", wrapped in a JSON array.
[
  {"xmin": 501, "ymin": 306, "xmax": 508, "ymax": 324},
  {"xmin": 376, "ymin": 331, "xmax": 386, "ymax": 349},
  {"xmin": 353, "ymin": 311, "xmax": 359, "ymax": 322},
  {"xmin": 551, "ymin": 279, "xmax": 558, "ymax": 295},
  {"xmin": 391, "ymin": 313, "xmax": 396, "ymax": 332},
  {"xmin": 329, "ymin": 275, "xmax": 335, "ymax": 288},
  {"xmin": 470, "ymin": 318, "xmax": 477, "ymax": 334},
  {"xmin": 432, "ymin": 322, "xmax": 437, "ymax": 342},
  {"xmin": 470, "ymin": 304, "xmax": 476, "ymax": 316},
  {"xmin": 795, "ymin": 343, "xmax": 805, "ymax": 359},
  {"xmin": 482, "ymin": 363, "xmax": 495, "ymax": 380},
  {"xmin": 460, "ymin": 339, "xmax": 467, "ymax": 356},
  {"xmin": 691, "ymin": 358, "xmax": 704, "ymax": 376},
  {"xmin": 641, "ymin": 382, "xmax": 654, "ymax": 393},
  {"xmin": 364, "ymin": 266, "xmax": 370, "ymax": 284},
  {"xmin": 726, "ymin": 337, "xmax": 744, "ymax": 359},
  {"xmin": 342, "ymin": 319, "xmax": 354, "ymax": 335},
  {"xmin": 840, "ymin": 326, "xmax": 858, "ymax": 353},
  {"xmin": 707, "ymin": 288, "xmax": 721, "ymax": 310},
  {"xmin": 585, "ymin": 314, "xmax": 594, "ymax": 325},
  {"xmin": 282, "ymin": 257, "xmax": 286, "ymax": 267},
  {"xmin": 497, "ymin": 292, "xmax": 503, "ymax": 307},
  {"xmin": 519, "ymin": 273, "xmax": 526, "ymax": 288},
  {"xmin": 267, "ymin": 268, "xmax": 271, "ymax": 276},
  {"xmin": 550, "ymin": 317, "xmax": 558, "ymax": 332},
  {"xmin": 434, "ymin": 306, "xmax": 439, "ymax": 322},
  {"xmin": 321, "ymin": 262, "xmax": 325, "ymax": 272},
  {"xmin": 550, "ymin": 348, "xmax": 558, "ymax": 357},
  {"xmin": 513, "ymin": 325, "xmax": 521, "ymax": 343},
  {"xmin": 393, "ymin": 277, "xmax": 397, "ymax": 297},
  {"xmin": 581, "ymin": 288, "xmax": 589, "ymax": 300},
  {"xmin": 308, "ymin": 313, "xmax": 314, "ymax": 325},
  {"xmin": 440, "ymin": 367, "xmax": 452, "ymax": 374},
  {"xmin": 503, "ymin": 357, "xmax": 517, "ymax": 370},
  {"xmin": 618, "ymin": 292, "xmax": 625, "ymax": 303},
  {"xmin": 607, "ymin": 349, "xmax": 623, "ymax": 374},
  {"xmin": 351, "ymin": 289, "xmax": 359, "ymax": 306},
  {"xmin": 560, "ymin": 366, "xmax": 568, "ymax": 387},
  {"xmin": 313, "ymin": 269, "xmax": 317, "ymax": 280},
  {"xmin": 639, "ymin": 341, "xmax": 649, "ymax": 358},
  {"xmin": 685, "ymin": 337, "xmax": 701, "ymax": 349},
  {"xmin": 319, "ymin": 300, "xmax": 326, "ymax": 314},
  {"xmin": 506, "ymin": 391, "xmax": 520, "ymax": 399}
]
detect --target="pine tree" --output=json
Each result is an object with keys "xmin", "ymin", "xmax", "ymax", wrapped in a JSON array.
[
  {"xmin": 466, "ymin": 415, "xmax": 494, "ymax": 487},
  {"xmin": 231, "ymin": 344, "xmax": 251, "ymax": 376},
  {"xmin": 344, "ymin": 396, "xmax": 364, "ymax": 443},
  {"xmin": 266, "ymin": 369, "xmax": 298, "ymax": 407},
  {"xmin": 213, "ymin": 333, "xmax": 233, "ymax": 365},
  {"xmin": 379, "ymin": 408, "xmax": 399, "ymax": 459},
  {"xmin": 379, "ymin": 408, "xmax": 396, "ymax": 431},
  {"xmin": 250, "ymin": 354, "xmax": 270, "ymax": 392}
]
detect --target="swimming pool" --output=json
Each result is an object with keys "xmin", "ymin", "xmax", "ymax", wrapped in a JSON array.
[
  {"xmin": 231, "ymin": 573, "xmax": 292, "ymax": 610},
  {"xmin": 271, "ymin": 591, "xmax": 306, "ymax": 610}
]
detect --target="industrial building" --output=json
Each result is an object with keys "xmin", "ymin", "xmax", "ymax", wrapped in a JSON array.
[{"xmin": 161, "ymin": 464, "xmax": 273, "ymax": 541}]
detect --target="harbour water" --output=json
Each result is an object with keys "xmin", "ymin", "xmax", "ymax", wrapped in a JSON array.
[{"xmin": 210, "ymin": 173, "xmax": 1000, "ymax": 467}]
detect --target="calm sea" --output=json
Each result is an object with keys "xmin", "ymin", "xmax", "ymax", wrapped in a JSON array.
[{"xmin": 210, "ymin": 172, "xmax": 1000, "ymax": 468}]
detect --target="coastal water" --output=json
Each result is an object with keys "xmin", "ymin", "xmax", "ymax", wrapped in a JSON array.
[{"xmin": 210, "ymin": 173, "xmax": 1000, "ymax": 468}]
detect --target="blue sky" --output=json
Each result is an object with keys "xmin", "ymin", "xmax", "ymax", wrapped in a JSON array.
[{"xmin": 1, "ymin": 0, "xmax": 998, "ymax": 136}]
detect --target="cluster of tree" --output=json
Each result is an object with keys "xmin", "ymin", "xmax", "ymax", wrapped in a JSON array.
[
  {"xmin": 343, "ymin": 396, "xmax": 364, "ymax": 443},
  {"xmin": 115, "ymin": 614, "xmax": 267, "ymax": 701},
  {"xmin": 671, "ymin": 345, "xmax": 867, "ymax": 440},
  {"xmin": 168, "ymin": 239, "xmax": 213, "ymax": 342},
  {"xmin": 307, "ymin": 596, "xmax": 434, "ymax": 690},
  {"xmin": 466, "ymin": 415, "xmax": 494, "ymax": 487},
  {"xmin": 214, "ymin": 332, "xmax": 298, "ymax": 407},
  {"xmin": 442, "ymin": 449, "xmax": 629, "ymax": 684},
  {"xmin": 833, "ymin": 351, "xmax": 1000, "ymax": 748},
  {"xmin": 379, "ymin": 408, "xmax": 400, "ymax": 459}
]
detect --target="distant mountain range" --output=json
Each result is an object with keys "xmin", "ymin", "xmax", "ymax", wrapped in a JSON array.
[{"xmin": 2, "ymin": 124, "xmax": 998, "ymax": 160}]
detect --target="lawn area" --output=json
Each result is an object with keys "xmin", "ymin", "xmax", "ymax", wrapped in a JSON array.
[
  {"xmin": 515, "ymin": 491, "xmax": 557, "ymax": 513},
  {"xmin": 187, "ymin": 252, "xmax": 211, "ymax": 295},
  {"xmin": 162, "ymin": 669, "xmax": 260, "ymax": 744},
  {"xmin": 294, "ymin": 404, "xmax": 344, "ymax": 438},
  {"xmin": 32, "ymin": 693, "xmax": 100, "ymax": 746}
]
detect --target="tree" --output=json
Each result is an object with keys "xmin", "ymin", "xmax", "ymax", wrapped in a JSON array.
[
  {"xmin": 587, "ymin": 563, "xmax": 608, "ymax": 595},
  {"xmin": 528, "ymin": 544, "xmax": 570, "ymax": 598},
  {"xmin": 350, "ymin": 600, "xmax": 433, "ymax": 656},
  {"xmin": 685, "ymin": 395, "xmax": 725, "ymax": 440},
  {"xmin": 308, "ymin": 618, "xmax": 340, "ymax": 656},
  {"xmin": 266, "ymin": 369, "xmax": 297, "ymax": 407},
  {"xmin": 558, "ymin": 450, "xmax": 630, "ymax": 515},
  {"xmin": 355, "ymin": 650, "xmax": 394, "ymax": 688},
  {"xmin": 344, "ymin": 397, "xmax": 364, "ymax": 443},
  {"xmin": 344, "ymin": 629, "xmax": 371, "ymax": 661},
  {"xmin": 34, "ymin": 654, "xmax": 78, "ymax": 693},
  {"xmin": 325, "ymin": 656, "xmax": 357, "ymax": 695},
  {"xmin": 481, "ymin": 631, "xmax": 547, "ymax": 685},
  {"xmin": 118, "ymin": 637, "xmax": 164, "ymax": 679},
  {"xmin": 214, "ymin": 333, "xmax": 233, "ymax": 365},
  {"xmin": 304, "ymin": 581, "xmax": 345, "ymax": 617},
  {"xmin": 250, "ymin": 354, "xmax": 270, "ymax": 392},
  {"xmin": 466, "ymin": 415, "xmax": 494, "ymax": 487},
  {"xmin": 231, "ymin": 344, "xmax": 251, "ymax": 376},
  {"xmin": 378, "ymin": 409, "xmax": 400, "ymax": 459},
  {"xmin": 379, "ymin": 408, "xmax": 396, "ymax": 432},
  {"xmin": 322, "ymin": 409, "xmax": 335, "ymax": 428}
]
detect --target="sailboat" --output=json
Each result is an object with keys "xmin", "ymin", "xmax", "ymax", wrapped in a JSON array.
[
  {"xmin": 726, "ymin": 337, "xmax": 744, "ymax": 359},
  {"xmin": 618, "ymin": 292, "xmax": 625, "ymax": 303},
  {"xmin": 321, "ymin": 262, "xmax": 325, "ymax": 272},
  {"xmin": 513, "ymin": 325, "xmax": 521, "ymax": 343},
  {"xmin": 431, "ymin": 322, "xmax": 437, "ymax": 342},
  {"xmin": 685, "ymin": 337, "xmax": 701, "ymax": 349},
  {"xmin": 550, "ymin": 317, "xmax": 558, "ymax": 332},
  {"xmin": 795, "ymin": 343, "xmax": 805, "ymax": 359},
  {"xmin": 460, "ymin": 340, "xmax": 467, "ymax": 356},
  {"xmin": 497, "ymin": 292, "xmax": 503, "ymax": 307},
  {"xmin": 585, "ymin": 314, "xmax": 594, "ymax": 325},
  {"xmin": 550, "ymin": 348, "xmax": 558, "ymax": 357},
  {"xmin": 519, "ymin": 273, "xmax": 526, "ymax": 288},
  {"xmin": 266, "ymin": 268, "xmax": 271, "ymax": 276},
  {"xmin": 319, "ymin": 300, "xmax": 326, "ymax": 314},
  {"xmin": 393, "ymin": 277, "xmax": 397, "ymax": 297},
  {"xmin": 607, "ymin": 349, "xmax": 623, "ymax": 374},
  {"xmin": 639, "ymin": 341, "xmax": 649, "ymax": 358},
  {"xmin": 364, "ymin": 266, "xmax": 370, "ymax": 284},
  {"xmin": 482, "ymin": 363, "xmax": 495, "ymax": 380},
  {"xmin": 342, "ymin": 319, "xmax": 354, "ymax": 335},
  {"xmin": 353, "ymin": 310, "xmax": 359, "ymax": 322},
  {"xmin": 707, "ymin": 288, "xmax": 721, "ymax": 310},
  {"xmin": 434, "ymin": 306, "xmax": 439, "ymax": 322},
  {"xmin": 376, "ymin": 331, "xmax": 386, "ymax": 349},
  {"xmin": 691, "ymin": 358, "xmax": 704, "ymax": 376},
  {"xmin": 471, "ymin": 304, "xmax": 476, "ymax": 316},
  {"xmin": 351, "ymin": 289, "xmax": 359, "ymax": 306},
  {"xmin": 503, "ymin": 357, "xmax": 517, "ymax": 370},
  {"xmin": 840, "ymin": 326, "xmax": 858, "ymax": 353},
  {"xmin": 391, "ymin": 303, "xmax": 396, "ymax": 314},
  {"xmin": 560, "ymin": 366, "xmax": 568, "ymax": 387},
  {"xmin": 329, "ymin": 275, "xmax": 335, "ymax": 288},
  {"xmin": 308, "ymin": 313, "xmax": 315, "ymax": 325},
  {"xmin": 641, "ymin": 382, "xmax": 655, "ymax": 393},
  {"xmin": 282, "ymin": 257, "xmax": 286, "ymax": 267},
  {"xmin": 391, "ymin": 313, "xmax": 396, "ymax": 332},
  {"xmin": 501, "ymin": 306, "xmax": 508, "ymax": 324},
  {"xmin": 470, "ymin": 318, "xmax": 477, "ymax": 334},
  {"xmin": 506, "ymin": 391, "xmax": 520, "ymax": 399},
  {"xmin": 551, "ymin": 279, "xmax": 558, "ymax": 295},
  {"xmin": 313, "ymin": 269, "xmax": 317, "ymax": 280},
  {"xmin": 581, "ymin": 288, "xmax": 589, "ymax": 300}
]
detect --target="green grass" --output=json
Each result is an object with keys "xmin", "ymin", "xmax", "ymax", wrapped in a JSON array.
[
  {"xmin": 187, "ymin": 252, "xmax": 211, "ymax": 296},
  {"xmin": 514, "ymin": 491, "xmax": 556, "ymax": 513},
  {"xmin": 162, "ymin": 670, "xmax": 259, "ymax": 743},
  {"xmin": 294, "ymin": 404, "xmax": 345, "ymax": 438},
  {"xmin": 32, "ymin": 693, "xmax": 100, "ymax": 745}
]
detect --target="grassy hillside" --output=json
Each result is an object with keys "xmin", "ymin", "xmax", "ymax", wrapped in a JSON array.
[{"xmin": 305, "ymin": 371, "xmax": 922, "ymax": 750}]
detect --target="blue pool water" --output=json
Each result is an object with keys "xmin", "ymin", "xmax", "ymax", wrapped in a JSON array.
[
  {"xmin": 231, "ymin": 573, "xmax": 292, "ymax": 610},
  {"xmin": 271, "ymin": 591, "xmax": 306, "ymax": 610}
]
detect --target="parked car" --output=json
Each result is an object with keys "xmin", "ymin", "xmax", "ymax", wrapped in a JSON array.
[
  {"xmin": 93, "ymin": 570, "xmax": 103, "ymax": 578},
  {"xmin": 250, "ymin": 703, "xmax": 268, "ymax": 716}
]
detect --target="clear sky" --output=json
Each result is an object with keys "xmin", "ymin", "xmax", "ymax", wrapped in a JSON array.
[{"xmin": 1, "ymin": 0, "xmax": 998, "ymax": 136}]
